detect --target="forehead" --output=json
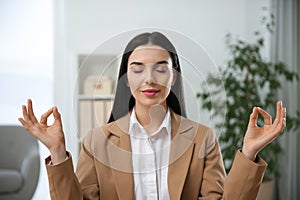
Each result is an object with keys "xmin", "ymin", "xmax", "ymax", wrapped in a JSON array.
[{"xmin": 128, "ymin": 45, "xmax": 171, "ymax": 63}]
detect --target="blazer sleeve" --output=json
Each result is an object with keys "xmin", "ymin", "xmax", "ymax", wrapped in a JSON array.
[
  {"xmin": 45, "ymin": 152, "xmax": 84, "ymax": 200},
  {"xmin": 45, "ymin": 141, "xmax": 100, "ymax": 200},
  {"xmin": 76, "ymin": 143, "xmax": 100, "ymax": 199},
  {"xmin": 199, "ymin": 139, "xmax": 267, "ymax": 199},
  {"xmin": 223, "ymin": 150, "xmax": 267, "ymax": 199}
]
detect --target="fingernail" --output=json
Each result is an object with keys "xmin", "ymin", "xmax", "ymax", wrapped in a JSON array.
[{"xmin": 253, "ymin": 107, "xmax": 256, "ymax": 112}]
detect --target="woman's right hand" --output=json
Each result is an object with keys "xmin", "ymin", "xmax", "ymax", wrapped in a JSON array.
[{"xmin": 18, "ymin": 99, "xmax": 67, "ymax": 164}]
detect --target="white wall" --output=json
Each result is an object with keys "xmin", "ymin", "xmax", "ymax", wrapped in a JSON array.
[
  {"xmin": 0, "ymin": 0, "xmax": 53, "ymax": 199},
  {"xmin": 65, "ymin": 0, "xmax": 270, "ymax": 65}
]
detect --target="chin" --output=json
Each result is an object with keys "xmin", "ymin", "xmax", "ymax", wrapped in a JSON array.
[{"xmin": 136, "ymin": 99, "xmax": 167, "ymax": 108}]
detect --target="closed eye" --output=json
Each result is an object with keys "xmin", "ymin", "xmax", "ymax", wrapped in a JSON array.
[
  {"xmin": 133, "ymin": 69, "xmax": 143, "ymax": 73},
  {"xmin": 130, "ymin": 65, "xmax": 144, "ymax": 73},
  {"xmin": 155, "ymin": 65, "xmax": 169, "ymax": 73}
]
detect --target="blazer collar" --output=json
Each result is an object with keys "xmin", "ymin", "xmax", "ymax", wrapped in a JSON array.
[
  {"xmin": 107, "ymin": 109, "xmax": 193, "ymax": 139},
  {"xmin": 106, "ymin": 110, "xmax": 196, "ymax": 200}
]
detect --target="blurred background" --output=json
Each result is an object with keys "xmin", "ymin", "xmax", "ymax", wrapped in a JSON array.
[{"xmin": 0, "ymin": 0, "xmax": 299, "ymax": 199}]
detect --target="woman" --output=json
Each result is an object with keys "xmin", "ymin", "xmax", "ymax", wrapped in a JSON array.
[{"xmin": 19, "ymin": 32, "xmax": 286, "ymax": 200}]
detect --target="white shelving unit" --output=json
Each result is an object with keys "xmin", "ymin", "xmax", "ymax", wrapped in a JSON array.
[{"xmin": 76, "ymin": 54, "xmax": 118, "ymax": 139}]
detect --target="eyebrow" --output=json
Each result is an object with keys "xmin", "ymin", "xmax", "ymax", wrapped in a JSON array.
[{"xmin": 129, "ymin": 60, "xmax": 169, "ymax": 66}]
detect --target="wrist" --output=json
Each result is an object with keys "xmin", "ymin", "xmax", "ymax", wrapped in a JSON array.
[
  {"xmin": 241, "ymin": 147, "xmax": 256, "ymax": 162},
  {"xmin": 50, "ymin": 145, "xmax": 67, "ymax": 165}
]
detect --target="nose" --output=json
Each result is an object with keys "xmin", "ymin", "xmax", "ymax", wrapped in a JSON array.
[{"xmin": 145, "ymin": 69, "xmax": 156, "ymax": 84}]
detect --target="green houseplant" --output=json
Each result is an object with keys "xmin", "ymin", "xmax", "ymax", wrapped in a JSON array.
[{"xmin": 197, "ymin": 15, "xmax": 300, "ymax": 181}]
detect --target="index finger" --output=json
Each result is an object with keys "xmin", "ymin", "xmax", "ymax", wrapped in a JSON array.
[
  {"xmin": 257, "ymin": 107, "xmax": 272, "ymax": 125},
  {"xmin": 53, "ymin": 106, "xmax": 62, "ymax": 126},
  {"xmin": 248, "ymin": 107, "xmax": 259, "ymax": 128},
  {"xmin": 40, "ymin": 108, "xmax": 54, "ymax": 125}
]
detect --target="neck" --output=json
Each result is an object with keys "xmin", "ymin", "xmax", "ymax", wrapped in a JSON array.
[{"xmin": 134, "ymin": 103, "xmax": 167, "ymax": 134}]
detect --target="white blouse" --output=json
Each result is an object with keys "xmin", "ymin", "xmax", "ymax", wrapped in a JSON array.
[{"xmin": 129, "ymin": 108, "xmax": 171, "ymax": 200}]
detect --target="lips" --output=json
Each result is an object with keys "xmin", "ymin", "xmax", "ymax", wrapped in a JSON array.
[{"xmin": 141, "ymin": 89, "xmax": 159, "ymax": 97}]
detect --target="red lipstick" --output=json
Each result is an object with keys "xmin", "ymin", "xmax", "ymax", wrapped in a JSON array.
[{"xmin": 142, "ymin": 89, "xmax": 159, "ymax": 97}]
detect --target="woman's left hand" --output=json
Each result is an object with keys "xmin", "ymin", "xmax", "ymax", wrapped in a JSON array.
[{"xmin": 242, "ymin": 101, "xmax": 286, "ymax": 161}]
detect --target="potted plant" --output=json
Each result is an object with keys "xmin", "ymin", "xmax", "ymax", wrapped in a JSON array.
[{"xmin": 197, "ymin": 14, "xmax": 300, "ymax": 200}]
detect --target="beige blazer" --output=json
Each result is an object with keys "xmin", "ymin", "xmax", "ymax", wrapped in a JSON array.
[{"xmin": 46, "ymin": 110, "xmax": 267, "ymax": 200}]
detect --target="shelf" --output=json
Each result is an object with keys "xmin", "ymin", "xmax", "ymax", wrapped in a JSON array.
[
  {"xmin": 78, "ymin": 94, "xmax": 115, "ymax": 101},
  {"xmin": 76, "ymin": 54, "xmax": 117, "ymax": 139}
]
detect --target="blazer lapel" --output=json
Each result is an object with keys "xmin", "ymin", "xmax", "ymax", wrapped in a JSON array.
[
  {"xmin": 106, "ymin": 113, "xmax": 135, "ymax": 200},
  {"xmin": 168, "ymin": 111, "xmax": 196, "ymax": 200},
  {"xmin": 105, "ymin": 111, "xmax": 196, "ymax": 200}
]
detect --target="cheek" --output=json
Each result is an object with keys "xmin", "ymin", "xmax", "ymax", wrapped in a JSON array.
[
  {"xmin": 127, "ymin": 73, "xmax": 142, "ymax": 92},
  {"xmin": 156, "ymin": 73, "xmax": 173, "ymax": 88}
]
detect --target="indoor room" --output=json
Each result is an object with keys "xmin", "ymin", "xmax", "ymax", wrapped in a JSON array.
[{"xmin": 0, "ymin": 0, "xmax": 299, "ymax": 199}]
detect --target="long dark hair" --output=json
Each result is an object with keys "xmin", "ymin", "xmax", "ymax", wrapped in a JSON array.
[{"xmin": 108, "ymin": 32, "xmax": 186, "ymax": 123}]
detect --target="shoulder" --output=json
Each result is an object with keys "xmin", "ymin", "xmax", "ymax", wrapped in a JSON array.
[
  {"xmin": 80, "ymin": 124, "xmax": 112, "ymax": 156},
  {"xmin": 190, "ymin": 119, "xmax": 216, "ymax": 145},
  {"xmin": 171, "ymin": 112, "xmax": 216, "ymax": 142},
  {"xmin": 182, "ymin": 116, "xmax": 219, "ymax": 157},
  {"xmin": 82, "ymin": 124, "xmax": 109, "ymax": 142},
  {"xmin": 171, "ymin": 112, "xmax": 219, "ymax": 159},
  {"xmin": 82, "ymin": 113, "xmax": 131, "ymax": 148}
]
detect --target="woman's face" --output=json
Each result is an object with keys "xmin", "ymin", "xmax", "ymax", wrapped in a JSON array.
[{"xmin": 127, "ymin": 44, "xmax": 175, "ymax": 109}]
